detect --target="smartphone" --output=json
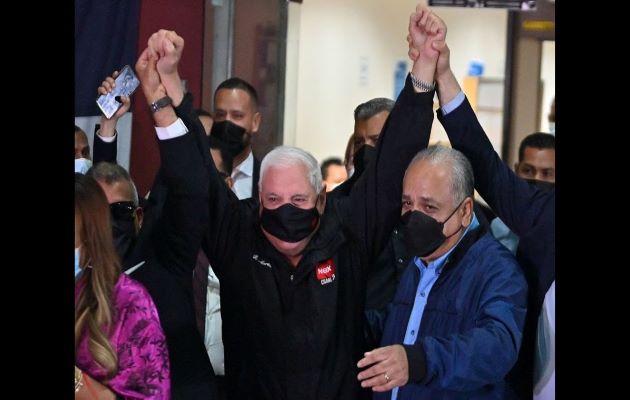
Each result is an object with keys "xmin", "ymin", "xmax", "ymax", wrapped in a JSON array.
[{"xmin": 96, "ymin": 65, "xmax": 140, "ymax": 119}]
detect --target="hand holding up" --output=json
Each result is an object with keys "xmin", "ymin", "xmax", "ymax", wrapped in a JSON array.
[
  {"xmin": 135, "ymin": 47, "xmax": 177, "ymax": 127},
  {"xmin": 147, "ymin": 29, "xmax": 185, "ymax": 106},
  {"xmin": 97, "ymin": 70, "xmax": 132, "ymax": 137},
  {"xmin": 408, "ymin": 4, "xmax": 446, "ymax": 64}
]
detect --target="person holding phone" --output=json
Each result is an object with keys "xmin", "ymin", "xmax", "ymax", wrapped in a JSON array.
[{"xmin": 94, "ymin": 69, "xmax": 133, "ymax": 164}]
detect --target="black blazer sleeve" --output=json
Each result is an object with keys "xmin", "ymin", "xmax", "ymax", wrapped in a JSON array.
[
  {"xmin": 345, "ymin": 74, "xmax": 435, "ymax": 262},
  {"xmin": 437, "ymin": 97, "xmax": 554, "ymax": 236},
  {"xmin": 149, "ymin": 94, "xmax": 211, "ymax": 279},
  {"xmin": 92, "ymin": 125, "xmax": 118, "ymax": 164}
]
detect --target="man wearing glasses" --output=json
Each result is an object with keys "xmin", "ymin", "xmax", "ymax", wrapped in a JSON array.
[
  {"xmin": 87, "ymin": 162, "xmax": 143, "ymax": 263},
  {"xmin": 86, "ymin": 161, "xmax": 219, "ymax": 399}
]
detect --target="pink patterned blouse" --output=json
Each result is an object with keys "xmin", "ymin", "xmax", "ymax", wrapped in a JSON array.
[{"xmin": 76, "ymin": 273, "xmax": 170, "ymax": 399}]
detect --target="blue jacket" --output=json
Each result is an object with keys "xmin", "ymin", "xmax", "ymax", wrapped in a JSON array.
[{"xmin": 376, "ymin": 227, "xmax": 527, "ymax": 400}]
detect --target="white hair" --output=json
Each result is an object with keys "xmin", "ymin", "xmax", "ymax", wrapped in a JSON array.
[
  {"xmin": 406, "ymin": 145, "xmax": 474, "ymax": 206},
  {"xmin": 259, "ymin": 146, "xmax": 323, "ymax": 194}
]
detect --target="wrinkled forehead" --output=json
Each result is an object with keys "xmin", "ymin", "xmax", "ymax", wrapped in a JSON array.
[
  {"xmin": 403, "ymin": 160, "xmax": 454, "ymax": 200},
  {"xmin": 261, "ymin": 163, "xmax": 316, "ymax": 195}
]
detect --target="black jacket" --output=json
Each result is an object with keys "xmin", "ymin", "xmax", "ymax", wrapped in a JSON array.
[
  {"xmin": 201, "ymin": 76, "xmax": 434, "ymax": 400},
  {"xmin": 121, "ymin": 95, "xmax": 218, "ymax": 399}
]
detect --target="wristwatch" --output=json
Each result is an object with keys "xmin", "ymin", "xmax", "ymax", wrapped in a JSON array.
[
  {"xmin": 409, "ymin": 72, "xmax": 436, "ymax": 92},
  {"xmin": 149, "ymin": 96, "xmax": 172, "ymax": 113}
]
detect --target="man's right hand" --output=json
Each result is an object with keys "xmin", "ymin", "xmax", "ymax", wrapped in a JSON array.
[{"xmin": 408, "ymin": 5, "xmax": 446, "ymax": 64}]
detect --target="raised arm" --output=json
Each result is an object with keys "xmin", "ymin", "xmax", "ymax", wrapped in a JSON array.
[
  {"xmin": 94, "ymin": 70, "xmax": 132, "ymax": 164},
  {"xmin": 146, "ymin": 30, "xmax": 241, "ymax": 281},
  {"xmin": 346, "ymin": 4, "xmax": 441, "ymax": 261},
  {"xmin": 432, "ymin": 42, "xmax": 553, "ymax": 234},
  {"xmin": 133, "ymin": 33, "xmax": 210, "ymax": 278}
]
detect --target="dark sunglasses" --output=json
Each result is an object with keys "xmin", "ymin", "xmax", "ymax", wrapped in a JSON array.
[{"xmin": 109, "ymin": 201, "xmax": 136, "ymax": 220}]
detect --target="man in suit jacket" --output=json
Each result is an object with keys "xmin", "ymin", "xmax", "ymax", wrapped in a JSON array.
[
  {"xmin": 211, "ymin": 77, "xmax": 261, "ymax": 200},
  {"xmin": 415, "ymin": 38, "xmax": 555, "ymax": 399}
]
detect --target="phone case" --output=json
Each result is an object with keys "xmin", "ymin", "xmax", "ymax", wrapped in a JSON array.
[{"xmin": 96, "ymin": 65, "xmax": 140, "ymax": 119}]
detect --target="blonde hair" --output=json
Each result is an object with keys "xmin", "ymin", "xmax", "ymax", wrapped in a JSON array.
[{"xmin": 74, "ymin": 174, "xmax": 121, "ymax": 378}]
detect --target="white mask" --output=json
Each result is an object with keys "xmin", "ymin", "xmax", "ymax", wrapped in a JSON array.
[{"xmin": 75, "ymin": 158, "xmax": 93, "ymax": 174}]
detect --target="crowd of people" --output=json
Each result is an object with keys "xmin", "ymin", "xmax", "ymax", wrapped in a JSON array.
[{"xmin": 74, "ymin": 4, "xmax": 554, "ymax": 400}]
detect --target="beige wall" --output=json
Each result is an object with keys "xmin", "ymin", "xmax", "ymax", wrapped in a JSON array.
[
  {"xmin": 540, "ymin": 40, "xmax": 555, "ymax": 133},
  {"xmin": 286, "ymin": 1, "xmax": 508, "ymax": 164}
]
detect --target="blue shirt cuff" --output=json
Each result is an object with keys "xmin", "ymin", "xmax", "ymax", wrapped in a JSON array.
[{"xmin": 440, "ymin": 91, "xmax": 465, "ymax": 115}]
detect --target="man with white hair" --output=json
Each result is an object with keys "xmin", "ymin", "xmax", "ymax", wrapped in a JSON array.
[
  {"xmin": 204, "ymin": 11, "xmax": 441, "ymax": 400},
  {"xmin": 149, "ymin": 6, "xmax": 443, "ymax": 398}
]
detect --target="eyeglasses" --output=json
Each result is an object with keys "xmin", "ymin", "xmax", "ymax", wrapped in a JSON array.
[{"xmin": 109, "ymin": 201, "xmax": 136, "ymax": 220}]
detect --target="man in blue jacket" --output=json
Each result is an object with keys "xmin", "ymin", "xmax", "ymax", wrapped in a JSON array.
[
  {"xmin": 357, "ymin": 144, "xmax": 528, "ymax": 400},
  {"xmin": 404, "ymin": 10, "xmax": 555, "ymax": 397}
]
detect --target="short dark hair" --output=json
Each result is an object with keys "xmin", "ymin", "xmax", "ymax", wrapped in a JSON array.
[
  {"xmin": 518, "ymin": 132, "xmax": 555, "ymax": 162},
  {"xmin": 215, "ymin": 77, "xmax": 259, "ymax": 109},
  {"xmin": 354, "ymin": 97, "xmax": 395, "ymax": 122},
  {"xmin": 320, "ymin": 157, "xmax": 344, "ymax": 180},
  {"xmin": 87, "ymin": 162, "xmax": 139, "ymax": 206},
  {"xmin": 195, "ymin": 108, "xmax": 212, "ymax": 118}
]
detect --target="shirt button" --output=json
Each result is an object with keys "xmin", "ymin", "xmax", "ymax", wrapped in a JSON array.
[
  {"xmin": 420, "ymin": 292, "xmax": 426, "ymax": 297},
  {"xmin": 397, "ymin": 258, "xmax": 404, "ymax": 264},
  {"xmin": 411, "ymin": 330, "xmax": 415, "ymax": 335}
]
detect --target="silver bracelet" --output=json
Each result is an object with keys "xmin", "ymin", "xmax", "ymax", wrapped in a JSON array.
[{"xmin": 409, "ymin": 72, "xmax": 435, "ymax": 92}]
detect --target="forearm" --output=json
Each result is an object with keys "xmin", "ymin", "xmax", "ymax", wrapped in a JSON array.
[
  {"xmin": 436, "ymin": 68, "xmax": 461, "ymax": 107},
  {"xmin": 437, "ymin": 99, "xmax": 542, "ymax": 231},
  {"xmin": 99, "ymin": 116, "xmax": 118, "ymax": 138},
  {"xmin": 411, "ymin": 53, "xmax": 437, "ymax": 93},
  {"xmin": 160, "ymin": 72, "xmax": 184, "ymax": 107},
  {"xmin": 350, "ymin": 76, "xmax": 434, "ymax": 260}
]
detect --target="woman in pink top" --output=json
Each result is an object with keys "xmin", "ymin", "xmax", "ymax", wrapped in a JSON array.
[{"xmin": 75, "ymin": 173, "xmax": 170, "ymax": 399}]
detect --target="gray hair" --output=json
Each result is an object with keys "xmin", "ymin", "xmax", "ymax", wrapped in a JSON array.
[
  {"xmin": 407, "ymin": 145, "xmax": 474, "ymax": 206},
  {"xmin": 354, "ymin": 97, "xmax": 395, "ymax": 122},
  {"xmin": 86, "ymin": 161, "xmax": 139, "ymax": 206},
  {"xmin": 259, "ymin": 146, "xmax": 323, "ymax": 194}
]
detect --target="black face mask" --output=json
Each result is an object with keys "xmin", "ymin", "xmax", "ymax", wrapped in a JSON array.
[
  {"xmin": 210, "ymin": 120, "xmax": 248, "ymax": 159},
  {"xmin": 352, "ymin": 144, "xmax": 376, "ymax": 177},
  {"xmin": 260, "ymin": 203, "xmax": 320, "ymax": 243},
  {"xmin": 401, "ymin": 198, "xmax": 466, "ymax": 257},
  {"xmin": 524, "ymin": 178, "xmax": 555, "ymax": 192},
  {"xmin": 112, "ymin": 217, "xmax": 137, "ymax": 262}
]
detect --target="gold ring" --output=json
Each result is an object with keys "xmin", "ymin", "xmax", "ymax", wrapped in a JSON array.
[{"xmin": 384, "ymin": 373, "xmax": 391, "ymax": 382}]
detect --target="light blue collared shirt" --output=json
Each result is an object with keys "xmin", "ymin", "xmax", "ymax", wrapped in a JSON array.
[{"xmin": 391, "ymin": 213, "xmax": 479, "ymax": 400}]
